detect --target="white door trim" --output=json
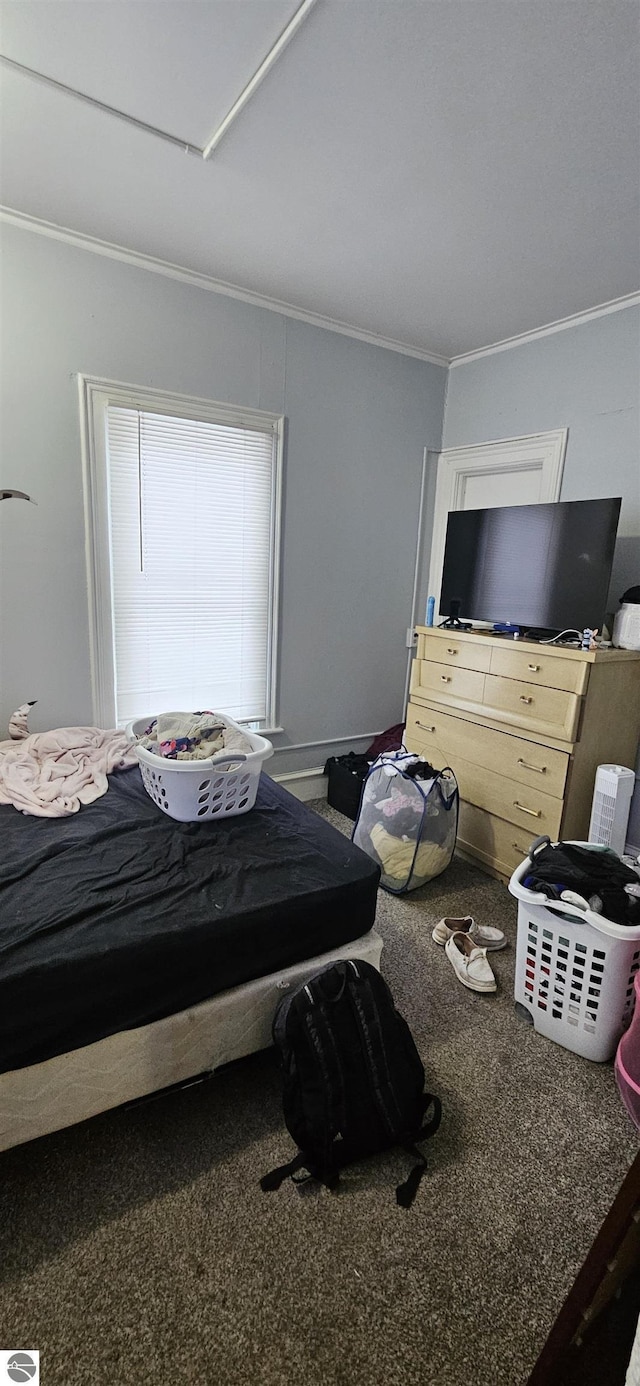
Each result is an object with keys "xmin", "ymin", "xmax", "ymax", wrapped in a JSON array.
[{"xmin": 427, "ymin": 429, "xmax": 568, "ymax": 618}]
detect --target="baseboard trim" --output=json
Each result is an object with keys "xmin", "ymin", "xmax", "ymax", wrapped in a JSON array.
[{"xmin": 271, "ymin": 766, "xmax": 327, "ymax": 802}]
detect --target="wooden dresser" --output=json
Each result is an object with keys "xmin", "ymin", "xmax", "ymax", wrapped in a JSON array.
[{"xmin": 405, "ymin": 627, "xmax": 640, "ymax": 881}]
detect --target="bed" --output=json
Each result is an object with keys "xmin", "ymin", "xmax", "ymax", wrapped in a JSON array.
[{"xmin": 0, "ymin": 770, "xmax": 382, "ymax": 1150}]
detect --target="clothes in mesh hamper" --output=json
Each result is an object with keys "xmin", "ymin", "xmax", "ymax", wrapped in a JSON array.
[
  {"xmin": 509, "ymin": 846, "xmax": 640, "ymax": 1062},
  {"xmin": 352, "ymin": 752, "xmax": 458, "ymax": 893}
]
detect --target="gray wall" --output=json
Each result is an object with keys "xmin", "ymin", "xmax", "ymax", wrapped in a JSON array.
[
  {"xmin": 442, "ymin": 304, "xmax": 640, "ymax": 846},
  {"xmin": 0, "ymin": 225, "xmax": 446, "ymax": 772}
]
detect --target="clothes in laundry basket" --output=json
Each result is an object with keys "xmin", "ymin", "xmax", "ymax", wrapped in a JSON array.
[
  {"xmin": 522, "ymin": 837, "xmax": 640, "ymax": 926},
  {"xmin": 140, "ymin": 711, "xmax": 252, "ymax": 761}
]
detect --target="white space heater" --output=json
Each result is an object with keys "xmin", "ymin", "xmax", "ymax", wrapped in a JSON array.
[{"xmin": 588, "ymin": 764, "xmax": 635, "ymax": 855}]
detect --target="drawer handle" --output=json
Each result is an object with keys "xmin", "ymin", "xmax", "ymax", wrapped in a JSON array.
[
  {"xmin": 519, "ymin": 695, "xmax": 533, "ymax": 705},
  {"xmin": 446, "ymin": 647, "xmax": 458, "ymax": 655},
  {"xmin": 517, "ymin": 757, "xmax": 547, "ymax": 774},
  {"xmin": 512, "ymin": 841, "xmax": 529, "ymax": 854},
  {"xmin": 527, "ymin": 663, "xmax": 540, "ymax": 672},
  {"xmin": 416, "ymin": 721, "xmax": 435, "ymax": 733},
  {"xmin": 514, "ymin": 801, "xmax": 541, "ymax": 818},
  {"xmin": 441, "ymin": 675, "xmax": 451, "ymax": 683}
]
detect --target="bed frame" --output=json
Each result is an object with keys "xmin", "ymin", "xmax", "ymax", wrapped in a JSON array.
[{"xmin": 0, "ymin": 929, "xmax": 383, "ymax": 1151}]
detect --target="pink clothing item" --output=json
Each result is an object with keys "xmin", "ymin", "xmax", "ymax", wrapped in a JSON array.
[
  {"xmin": 0, "ymin": 726, "xmax": 137, "ymax": 817},
  {"xmin": 615, "ymin": 973, "xmax": 640, "ymax": 1132},
  {"xmin": 381, "ymin": 790, "xmax": 422, "ymax": 817}
]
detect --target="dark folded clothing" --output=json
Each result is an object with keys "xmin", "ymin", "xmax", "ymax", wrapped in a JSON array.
[{"xmin": 523, "ymin": 838, "xmax": 640, "ymax": 926}]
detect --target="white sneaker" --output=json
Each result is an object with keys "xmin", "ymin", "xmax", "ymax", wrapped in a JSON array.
[
  {"xmin": 445, "ymin": 931, "xmax": 497, "ymax": 993},
  {"xmin": 432, "ymin": 915, "xmax": 506, "ymax": 951}
]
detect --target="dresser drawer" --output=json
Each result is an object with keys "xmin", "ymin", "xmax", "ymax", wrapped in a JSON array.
[
  {"xmin": 482, "ymin": 672, "xmax": 581, "ymax": 742},
  {"xmin": 457, "ymin": 801, "xmax": 538, "ymax": 878},
  {"xmin": 417, "ymin": 632, "xmax": 492, "ymax": 674},
  {"xmin": 490, "ymin": 645, "xmax": 588, "ymax": 694},
  {"xmin": 405, "ymin": 703, "xmax": 569, "ymax": 799},
  {"xmin": 453, "ymin": 754, "xmax": 563, "ymax": 837},
  {"xmin": 412, "ymin": 660, "xmax": 485, "ymax": 704}
]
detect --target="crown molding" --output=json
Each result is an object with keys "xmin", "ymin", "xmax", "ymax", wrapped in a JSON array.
[
  {"xmin": 449, "ymin": 292, "xmax": 640, "ymax": 367},
  {"xmin": 4, "ymin": 206, "xmax": 636, "ymax": 369},
  {"xmin": 0, "ymin": 207, "xmax": 449, "ymax": 367}
]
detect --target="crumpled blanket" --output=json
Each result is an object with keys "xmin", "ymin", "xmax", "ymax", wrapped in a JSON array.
[
  {"xmin": 140, "ymin": 711, "xmax": 252, "ymax": 761},
  {"xmin": 0, "ymin": 724, "xmax": 138, "ymax": 817}
]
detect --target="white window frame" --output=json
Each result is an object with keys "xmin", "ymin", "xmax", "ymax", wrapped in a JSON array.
[{"xmin": 79, "ymin": 375, "xmax": 285, "ymax": 730}]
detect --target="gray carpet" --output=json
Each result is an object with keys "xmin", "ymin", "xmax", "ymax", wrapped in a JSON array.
[{"xmin": 1, "ymin": 800, "xmax": 637, "ymax": 1386}]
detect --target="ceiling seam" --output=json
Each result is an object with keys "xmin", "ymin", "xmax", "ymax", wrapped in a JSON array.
[
  {"xmin": 0, "ymin": 53, "xmax": 203, "ymax": 155},
  {"xmin": 1, "ymin": 0, "xmax": 319, "ymax": 162},
  {"xmin": 201, "ymin": 0, "xmax": 319, "ymax": 158}
]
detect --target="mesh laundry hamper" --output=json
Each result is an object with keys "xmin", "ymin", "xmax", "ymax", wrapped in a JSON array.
[
  {"xmin": 352, "ymin": 752, "xmax": 458, "ymax": 893},
  {"xmin": 509, "ymin": 845, "xmax": 640, "ymax": 1062}
]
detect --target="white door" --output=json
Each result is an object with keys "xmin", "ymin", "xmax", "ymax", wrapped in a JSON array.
[{"xmin": 428, "ymin": 430, "xmax": 568, "ymax": 619}]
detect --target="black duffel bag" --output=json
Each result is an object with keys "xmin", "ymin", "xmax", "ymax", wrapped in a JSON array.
[
  {"xmin": 324, "ymin": 725, "xmax": 406, "ymax": 821},
  {"xmin": 323, "ymin": 752, "xmax": 370, "ymax": 820}
]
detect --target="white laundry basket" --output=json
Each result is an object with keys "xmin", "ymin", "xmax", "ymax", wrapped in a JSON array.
[
  {"xmin": 509, "ymin": 844, "xmax": 640, "ymax": 1062},
  {"xmin": 126, "ymin": 715, "xmax": 273, "ymax": 823}
]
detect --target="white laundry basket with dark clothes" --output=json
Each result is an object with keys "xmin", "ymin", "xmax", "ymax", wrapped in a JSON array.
[{"xmin": 509, "ymin": 846, "xmax": 640, "ymax": 1062}]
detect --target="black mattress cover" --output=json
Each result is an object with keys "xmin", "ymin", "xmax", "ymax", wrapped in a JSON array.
[{"xmin": 0, "ymin": 770, "xmax": 379, "ymax": 1074}]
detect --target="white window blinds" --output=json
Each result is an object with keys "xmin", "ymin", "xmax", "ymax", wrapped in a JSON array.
[{"xmin": 106, "ymin": 406, "xmax": 277, "ymax": 726}]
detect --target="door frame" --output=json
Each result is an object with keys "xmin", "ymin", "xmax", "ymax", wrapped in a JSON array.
[{"xmin": 427, "ymin": 429, "xmax": 568, "ymax": 618}]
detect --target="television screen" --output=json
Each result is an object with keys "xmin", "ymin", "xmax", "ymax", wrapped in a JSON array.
[{"xmin": 439, "ymin": 497, "xmax": 621, "ymax": 632}]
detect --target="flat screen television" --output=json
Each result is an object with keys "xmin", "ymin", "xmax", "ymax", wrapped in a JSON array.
[{"xmin": 438, "ymin": 496, "xmax": 621, "ymax": 634}]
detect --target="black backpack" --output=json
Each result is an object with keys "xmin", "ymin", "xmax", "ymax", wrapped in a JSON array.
[{"xmin": 260, "ymin": 959, "xmax": 442, "ymax": 1208}]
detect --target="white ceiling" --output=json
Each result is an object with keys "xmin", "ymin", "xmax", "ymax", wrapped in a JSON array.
[{"xmin": 1, "ymin": 0, "xmax": 638, "ymax": 359}]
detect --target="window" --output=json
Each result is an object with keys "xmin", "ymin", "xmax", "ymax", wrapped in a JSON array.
[{"xmin": 81, "ymin": 378, "xmax": 283, "ymax": 729}]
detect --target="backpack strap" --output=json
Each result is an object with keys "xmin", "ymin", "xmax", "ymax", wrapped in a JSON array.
[
  {"xmin": 395, "ymin": 1098, "xmax": 442, "ymax": 1208},
  {"xmin": 295, "ymin": 985, "xmax": 348, "ymax": 1139},
  {"xmin": 260, "ymin": 1151, "xmax": 341, "ymax": 1194},
  {"xmin": 260, "ymin": 1152, "xmax": 307, "ymax": 1191},
  {"xmin": 418, "ymin": 1092, "xmax": 442, "ymax": 1141},
  {"xmin": 395, "ymin": 1144, "xmax": 428, "ymax": 1209},
  {"xmin": 292, "ymin": 980, "xmax": 348, "ymax": 1184},
  {"xmin": 310, "ymin": 1000, "xmax": 349, "ymax": 1138},
  {"xmin": 346, "ymin": 964, "xmax": 405, "ymax": 1137}
]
